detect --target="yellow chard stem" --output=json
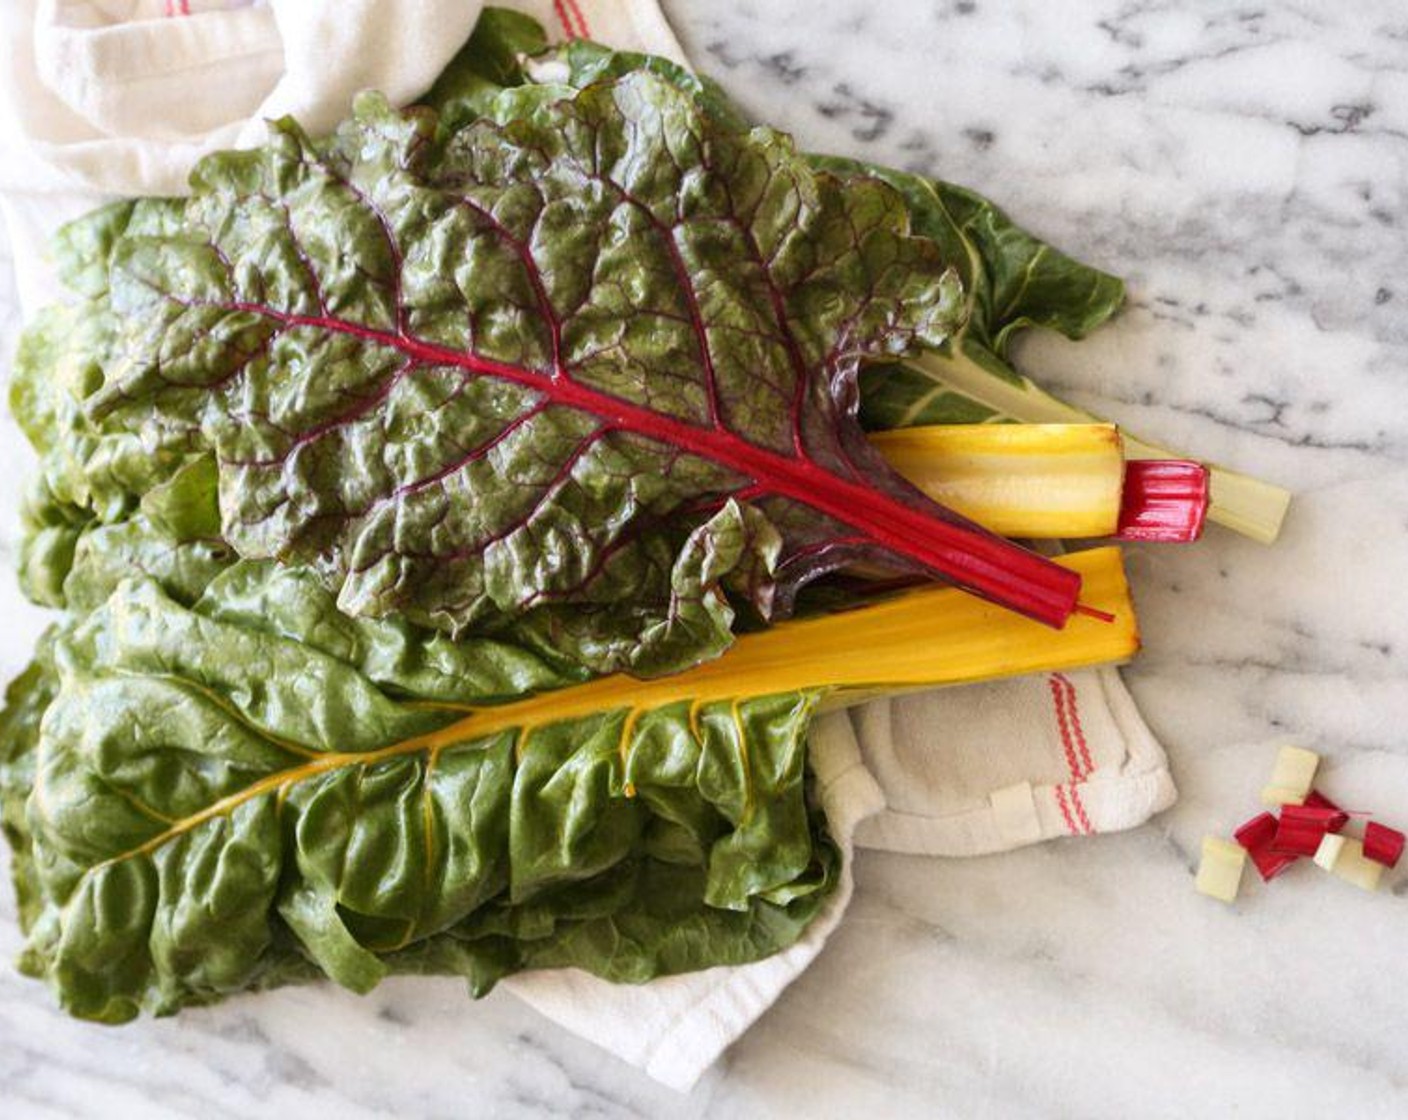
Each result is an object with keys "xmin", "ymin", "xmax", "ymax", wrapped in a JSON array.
[
  {"xmin": 871, "ymin": 423, "xmax": 1126, "ymax": 539},
  {"xmin": 903, "ymin": 350, "xmax": 1290, "ymax": 543},
  {"xmin": 438, "ymin": 545, "xmax": 1139, "ymax": 730}
]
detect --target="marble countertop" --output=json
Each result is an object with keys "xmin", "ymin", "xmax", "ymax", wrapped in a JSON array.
[{"xmin": 2, "ymin": 1, "xmax": 1407, "ymax": 1116}]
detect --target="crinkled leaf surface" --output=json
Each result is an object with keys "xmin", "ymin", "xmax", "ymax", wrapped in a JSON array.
[
  {"xmin": 531, "ymin": 44, "xmax": 1124, "ymax": 434},
  {"xmin": 8, "ymin": 199, "xmax": 209, "ymax": 608},
  {"xmin": 9, "ymin": 553, "xmax": 834, "ymax": 1022},
  {"xmin": 421, "ymin": 6, "xmax": 549, "ymax": 133},
  {"xmin": 67, "ymin": 69, "xmax": 1088, "ymax": 676},
  {"xmin": 0, "ymin": 643, "xmax": 55, "ymax": 936},
  {"xmin": 539, "ymin": 36, "xmax": 749, "ymax": 132}
]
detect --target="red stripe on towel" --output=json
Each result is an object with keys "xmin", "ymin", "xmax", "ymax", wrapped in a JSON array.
[
  {"xmin": 1048, "ymin": 675, "xmax": 1094, "ymax": 834},
  {"xmin": 1054, "ymin": 785, "xmax": 1079, "ymax": 836},
  {"xmin": 553, "ymin": 0, "xmax": 589, "ymax": 39},
  {"xmin": 1049, "ymin": 675, "xmax": 1084, "ymax": 782},
  {"xmin": 565, "ymin": 0, "xmax": 591, "ymax": 38},
  {"xmin": 1068, "ymin": 782, "xmax": 1093, "ymax": 834},
  {"xmin": 1055, "ymin": 672, "xmax": 1095, "ymax": 778},
  {"xmin": 552, "ymin": 0, "xmax": 574, "ymax": 37}
]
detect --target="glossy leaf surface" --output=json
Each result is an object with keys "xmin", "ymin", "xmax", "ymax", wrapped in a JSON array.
[
  {"xmin": 8, "ymin": 553, "xmax": 834, "ymax": 1022},
  {"xmin": 64, "ymin": 70, "xmax": 1079, "ymax": 675}
]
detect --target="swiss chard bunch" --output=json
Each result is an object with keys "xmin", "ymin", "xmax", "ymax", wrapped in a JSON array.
[{"xmin": 0, "ymin": 9, "xmax": 1161, "ymax": 1022}]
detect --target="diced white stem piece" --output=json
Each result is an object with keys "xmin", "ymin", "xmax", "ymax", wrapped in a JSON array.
[
  {"xmin": 1313, "ymin": 833, "xmax": 1346, "ymax": 872},
  {"xmin": 1196, "ymin": 837, "xmax": 1247, "ymax": 903},
  {"xmin": 1330, "ymin": 838, "xmax": 1384, "ymax": 892},
  {"xmin": 1259, "ymin": 746, "xmax": 1320, "ymax": 807}
]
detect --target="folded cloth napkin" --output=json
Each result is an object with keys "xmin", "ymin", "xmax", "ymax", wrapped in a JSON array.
[{"xmin": 0, "ymin": 0, "xmax": 1177, "ymax": 1092}]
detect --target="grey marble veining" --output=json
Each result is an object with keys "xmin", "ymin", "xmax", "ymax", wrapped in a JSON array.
[{"xmin": 1, "ymin": 2, "xmax": 1406, "ymax": 1117}]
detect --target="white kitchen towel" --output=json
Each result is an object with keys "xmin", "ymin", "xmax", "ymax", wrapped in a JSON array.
[
  {"xmin": 8, "ymin": 0, "xmax": 478, "ymax": 197},
  {"xmin": 0, "ymin": 1, "xmax": 687, "ymax": 199},
  {"xmin": 855, "ymin": 669, "xmax": 1176, "ymax": 855},
  {"xmin": 0, "ymin": 0, "xmax": 1177, "ymax": 1093}
]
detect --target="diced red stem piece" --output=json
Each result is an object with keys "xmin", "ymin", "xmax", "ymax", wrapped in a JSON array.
[
  {"xmin": 1116, "ymin": 460, "xmax": 1210, "ymax": 542},
  {"xmin": 1271, "ymin": 804, "xmax": 1346, "ymax": 856},
  {"xmin": 1303, "ymin": 790, "xmax": 1349, "ymax": 831},
  {"xmin": 1235, "ymin": 812, "xmax": 1298, "ymax": 881},
  {"xmin": 1363, "ymin": 821, "xmax": 1405, "ymax": 869}
]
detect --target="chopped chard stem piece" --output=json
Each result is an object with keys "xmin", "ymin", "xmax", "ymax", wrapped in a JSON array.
[
  {"xmin": 1363, "ymin": 822, "xmax": 1405, "ymax": 869},
  {"xmin": 1196, "ymin": 836, "xmax": 1247, "ymax": 903}
]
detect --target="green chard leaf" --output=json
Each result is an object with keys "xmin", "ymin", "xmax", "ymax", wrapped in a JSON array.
[
  {"xmin": 807, "ymin": 158, "xmax": 1126, "ymax": 430},
  {"xmin": 421, "ymin": 7, "xmax": 550, "ymax": 133},
  {"xmin": 9, "ymin": 284, "xmax": 209, "ymax": 605},
  {"xmin": 11, "ymin": 566, "xmax": 832, "ymax": 1022},
  {"xmin": 544, "ymin": 38, "xmax": 749, "ymax": 130},
  {"xmin": 514, "ymin": 44, "xmax": 1131, "ymax": 447},
  {"xmin": 0, "ymin": 641, "xmax": 58, "ymax": 938}
]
